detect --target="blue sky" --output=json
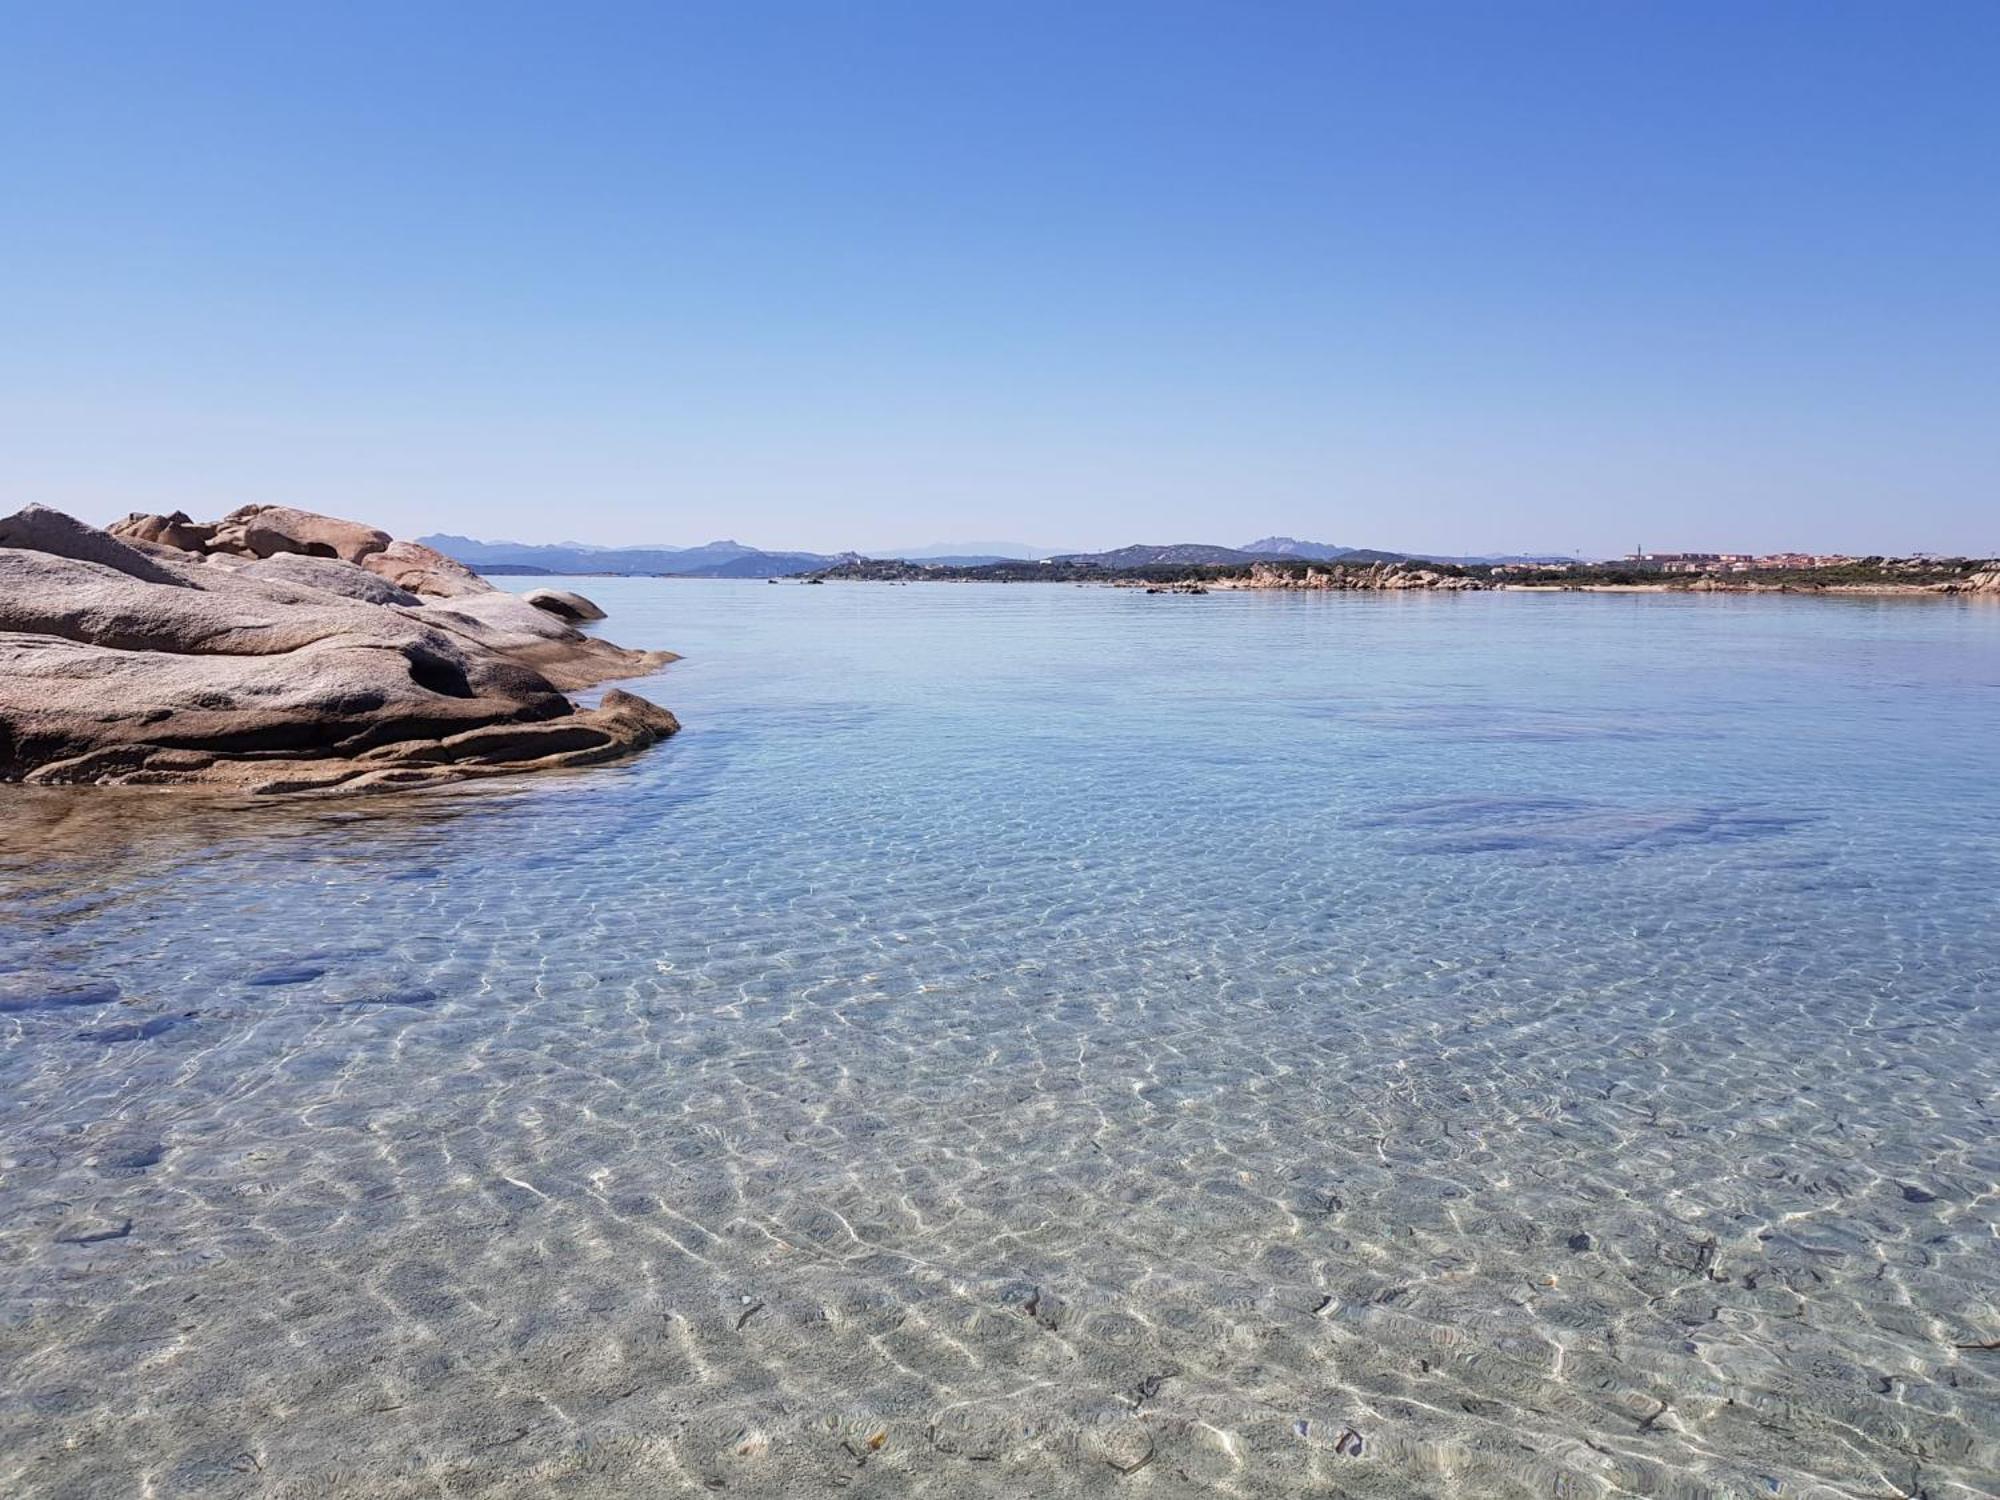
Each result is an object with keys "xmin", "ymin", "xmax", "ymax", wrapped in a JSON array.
[{"xmin": 3, "ymin": 2, "xmax": 1994, "ymax": 556}]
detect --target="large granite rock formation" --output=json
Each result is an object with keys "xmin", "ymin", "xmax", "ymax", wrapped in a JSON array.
[
  {"xmin": 1, "ymin": 505, "xmax": 679, "ymax": 795},
  {"xmin": 109, "ymin": 503, "xmax": 488, "ymax": 598}
]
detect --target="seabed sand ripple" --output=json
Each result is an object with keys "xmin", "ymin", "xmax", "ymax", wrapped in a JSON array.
[{"xmin": 2, "ymin": 584, "xmax": 1996, "ymax": 1498}]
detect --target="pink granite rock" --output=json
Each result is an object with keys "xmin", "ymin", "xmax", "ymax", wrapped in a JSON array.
[{"xmin": 0, "ymin": 505, "xmax": 679, "ymax": 794}]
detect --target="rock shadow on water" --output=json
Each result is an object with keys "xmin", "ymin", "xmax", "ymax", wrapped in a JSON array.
[
  {"xmin": 72, "ymin": 1011, "xmax": 197, "ymax": 1043},
  {"xmin": 1360, "ymin": 793, "xmax": 1815, "ymax": 859},
  {"xmin": 89, "ymin": 1139, "xmax": 166, "ymax": 1175},
  {"xmin": 53, "ymin": 1216, "xmax": 134, "ymax": 1246},
  {"xmin": 325, "ymin": 985, "xmax": 441, "ymax": 1008},
  {"xmin": 0, "ymin": 975, "xmax": 122, "ymax": 1013},
  {"xmin": 245, "ymin": 962, "xmax": 327, "ymax": 987}
]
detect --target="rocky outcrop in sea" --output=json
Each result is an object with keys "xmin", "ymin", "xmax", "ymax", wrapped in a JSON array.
[
  {"xmin": 0, "ymin": 504, "xmax": 679, "ymax": 794},
  {"xmin": 1937, "ymin": 566, "xmax": 2000, "ymax": 594},
  {"xmin": 1210, "ymin": 561, "xmax": 1489, "ymax": 592}
]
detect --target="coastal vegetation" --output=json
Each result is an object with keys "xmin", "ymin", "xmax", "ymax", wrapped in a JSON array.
[{"xmin": 1487, "ymin": 556, "xmax": 1999, "ymax": 589}]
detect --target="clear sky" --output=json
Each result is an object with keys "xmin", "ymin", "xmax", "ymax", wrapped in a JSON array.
[{"xmin": 3, "ymin": 2, "xmax": 1994, "ymax": 557}]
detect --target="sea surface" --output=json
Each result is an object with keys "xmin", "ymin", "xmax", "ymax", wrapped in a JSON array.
[{"xmin": 2, "ymin": 581, "xmax": 1997, "ymax": 1500}]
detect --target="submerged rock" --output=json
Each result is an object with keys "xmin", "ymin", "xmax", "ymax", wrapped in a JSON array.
[
  {"xmin": 245, "ymin": 962, "xmax": 328, "ymax": 987},
  {"xmin": 1, "ymin": 505, "xmax": 681, "ymax": 794},
  {"xmin": 54, "ymin": 1216, "xmax": 134, "ymax": 1245},
  {"xmin": 74, "ymin": 1013, "xmax": 194, "ymax": 1043},
  {"xmin": 89, "ymin": 1140, "xmax": 166, "ymax": 1174},
  {"xmin": 0, "ymin": 976, "xmax": 121, "ymax": 1013}
]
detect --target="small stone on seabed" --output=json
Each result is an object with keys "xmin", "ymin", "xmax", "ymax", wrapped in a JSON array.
[
  {"xmin": 330, "ymin": 987, "xmax": 440, "ymax": 1007},
  {"xmin": 90, "ymin": 1141, "xmax": 164, "ymax": 1174},
  {"xmin": 246, "ymin": 963, "xmax": 327, "ymax": 986},
  {"xmin": 56, "ymin": 1216, "xmax": 133, "ymax": 1245},
  {"xmin": 74, "ymin": 1013, "xmax": 194, "ymax": 1043}
]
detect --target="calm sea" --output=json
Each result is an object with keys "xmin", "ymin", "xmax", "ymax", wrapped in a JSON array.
[{"xmin": 3, "ymin": 581, "xmax": 1996, "ymax": 1498}]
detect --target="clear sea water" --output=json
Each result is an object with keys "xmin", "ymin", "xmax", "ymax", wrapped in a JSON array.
[{"xmin": 2, "ymin": 581, "xmax": 1997, "ymax": 1500}]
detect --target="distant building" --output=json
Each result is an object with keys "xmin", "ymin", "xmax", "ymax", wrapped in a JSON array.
[
  {"xmin": 1624, "ymin": 550, "xmax": 1854, "ymax": 574},
  {"xmin": 1625, "ymin": 551, "xmax": 1723, "ymax": 572}
]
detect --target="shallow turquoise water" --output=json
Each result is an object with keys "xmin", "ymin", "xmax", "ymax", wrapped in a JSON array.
[{"xmin": 3, "ymin": 582, "xmax": 1997, "ymax": 1499}]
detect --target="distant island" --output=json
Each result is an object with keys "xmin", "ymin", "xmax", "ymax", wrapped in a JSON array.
[
  {"xmin": 418, "ymin": 531, "xmax": 1586, "ymax": 580},
  {"xmin": 417, "ymin": 533, "xmax": 850, "ymax": 579},
  {"xmin": 419, "ymin": 531, "xmax": 1996, "ymax": 594}
]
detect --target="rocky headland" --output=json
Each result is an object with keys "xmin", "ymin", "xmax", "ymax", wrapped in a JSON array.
[
  {"xmin": 1927, "ymin": 566, "xmax": 2000, "ymax": 594},
  {"xmin": 1207, "ymin": 561, "xmax": 1487, "ymax": 592},
  {"xmin": 0, "ymin": 504, "xmax": 680, "ymax": 795}
]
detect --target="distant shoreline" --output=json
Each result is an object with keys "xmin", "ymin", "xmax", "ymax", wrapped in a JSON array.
[
  {"xmin": 1495, "ymin": 582, "xmax": 1979, "ymax": 596},
  {"xmin": 479, "ymin": 568, "xmax": 1999, "ymax": 598},
  {"xmin": 781, "ymin": 555, "xmax": 2000, "ymax": 597}
]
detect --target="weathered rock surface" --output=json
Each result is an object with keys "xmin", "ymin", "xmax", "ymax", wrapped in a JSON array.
[
  {"xmin": 105, "ymin": 509, "xmax": 217, "ymax": 553},
  {"xmin": 207, "ymin": 504, "xmax": 391, "ymax": 564},
  {"xmin": 413, "ymin": 588, "xmax": 663, "ymax": 692},
  {"xmin": 238, "ymin": 552, "xmax": 423, "ymax": 606},
  {"xmin": 2, "ymin": 505, "xmax": 679, "ymax": 794},
  {"xmin": 524, "ymin": 588, "xmax": 608, "ymax": 622},
  {"xmin": 1, "ymin": 504, "xmax": 190, "ymax": 586},
  {"xmin": 357, "ymin": 536, "xmax": 489, "ymax": 599},
  {"xmin": 108, "ymin": 503, "xmax": 487, "ymax": 598}
]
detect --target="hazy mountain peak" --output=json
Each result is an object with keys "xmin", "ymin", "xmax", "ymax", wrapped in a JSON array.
[
  {"xmin": 1053, "ymin": 542, "xmax": 1268, "ymax": 567},
  {"xmin": 417, "ymin": 533, "xmax": 836, "ymax": 578},
  {"xmin": 1241, "ymin": 536, "xmax": 1353, "ymax": 559},
  {"xmin": 892, "ymin": 540, "xmax": 1050, "ymax": 560}
]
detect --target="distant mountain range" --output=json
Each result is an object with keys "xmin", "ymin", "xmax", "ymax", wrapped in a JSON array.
[
  {"xmin": 1240, "ymin": 535, "xmax": 1354, "ymax": 560},
  {"xmin": 1047, "ymin": 538, "xmax": 1390, "ymax": 568},
  {"xmin": 419, "ymin": 534, "xmax": 848, "ymax": 579},
  {"xmin": 1051, "ymin": 543, "xmax": 1268, "ymax": 568},
  {"xmin": 884, "ymin": 552, "xmax": 1039, "ymax": 567},
  {"xmin": 1045, "ymin": 538, "xmax": 1481, "ymax": 568},
  {"xmin": 421, "ymin": 531, "xmax": 1580, "ymax": 578},
  {"xmin": 891, "ymin": 541, "xmax": 1050, "ymax": 563}
]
